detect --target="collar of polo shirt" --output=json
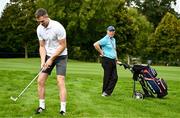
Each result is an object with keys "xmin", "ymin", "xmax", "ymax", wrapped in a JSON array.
[{"xmin": 43, "ymin": 18, "xmax": 52, "ymax": 29}]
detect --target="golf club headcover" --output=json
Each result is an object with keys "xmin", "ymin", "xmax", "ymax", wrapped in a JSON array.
[
  {"xmin": 118, "ymin": 63, "xmax": 130, "ymax": 69},
  {"xmin": 123, "ymin": 63, "xmax": 130, "ymax": 69}
]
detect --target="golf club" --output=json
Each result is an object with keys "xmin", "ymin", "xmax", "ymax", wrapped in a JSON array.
[{"xmin": 10, "ymin": 68, "xmax": 43, "ymax": 102}]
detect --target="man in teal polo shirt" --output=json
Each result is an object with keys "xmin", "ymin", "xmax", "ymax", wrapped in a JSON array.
[{"xmin": 94, "ymin": 26, "xmax": 121, "ymax": 96}]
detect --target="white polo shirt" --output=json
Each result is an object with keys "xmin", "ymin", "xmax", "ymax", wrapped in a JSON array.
[{"xmin": 37, "ymin": 19, "xmax": 67, "ymax": 56}]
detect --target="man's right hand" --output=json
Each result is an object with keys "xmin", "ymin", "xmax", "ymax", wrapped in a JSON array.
[
  {"xmin": 44, "ymin": 58, "xmax": 53, "ymax": 69},
  {"xmin": 99, "ymin": 50, "xmax": 104, "ymax": 57}
]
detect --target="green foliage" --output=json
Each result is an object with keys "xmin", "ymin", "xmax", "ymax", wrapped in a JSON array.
[
  {"xmin": 114, "ymin": 7, "xmax": 153, "ymax": 59},
  {"xmin": 0, "ymin": 0, "xmax": 38, "ymax": 58},
  {"xmin": 147, "ymin": 12, "xmax": 180, "ymax": 65},
  {"xmin": 127, "ymin": 0, "xmax": 177, "ymax": 28},
  {"xmin": 0, "ymin": 0, "xmax": 179, "ymax": 66}
]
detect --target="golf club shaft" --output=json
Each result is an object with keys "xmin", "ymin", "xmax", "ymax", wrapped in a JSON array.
[{"xmin": 16, "ymin": 69, "xmax": 43, "ymax": 99}]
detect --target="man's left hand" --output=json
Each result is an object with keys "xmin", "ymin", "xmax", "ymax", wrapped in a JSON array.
[
  {"xmin": 116, "ymin": 60, "xmax": 122, "ymax": 65},
  {"xmin": 44, "ymin": 58, "xmax": 53, "ymax": 70}
]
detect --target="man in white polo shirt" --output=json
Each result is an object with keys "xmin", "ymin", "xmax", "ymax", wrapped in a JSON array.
[{"xmin": 35, "ymin": 8, "xmax": 67, "ymax": 115}]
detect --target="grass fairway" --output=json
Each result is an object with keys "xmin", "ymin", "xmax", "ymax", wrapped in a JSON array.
[{"xmin": 0, "ymin": 58, "xmax": 180, "ymax": 118}]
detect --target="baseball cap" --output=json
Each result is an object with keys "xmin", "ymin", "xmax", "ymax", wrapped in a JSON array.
[{"xmin": 107, "ymin": 26, "xmax": 115, "ymax": 31}]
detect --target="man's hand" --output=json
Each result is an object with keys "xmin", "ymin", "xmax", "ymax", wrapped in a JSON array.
[
  {"xmin": 99, "ymin": 50, "xmax": 104, "ymax": 57},
  {"xmin": 41, "ymin": 62, "xmax": 45, "ymax": 69},
  {"xmin": 116, "ymin": 60, "xmax": 122, "ymax": 65},
  {"xmin": 93, "ymin": 41, "xmax": 104, "ymax": 57},
  {"xmin": 43, "ymin": 58, "xmax": 53, "ymax": 70}
]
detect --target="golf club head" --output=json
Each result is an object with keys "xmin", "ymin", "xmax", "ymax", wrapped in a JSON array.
[{"xmin": 10, "ymin": 96, "xmax": 17, "ymax": 102}]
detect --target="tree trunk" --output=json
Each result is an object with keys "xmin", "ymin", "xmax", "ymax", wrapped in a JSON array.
[{"xmin": 24, "ymin": 43, "xmax": 28, "ymax": 58}]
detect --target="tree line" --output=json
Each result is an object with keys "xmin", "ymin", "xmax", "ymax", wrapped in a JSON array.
[{"xmin": 0, "ymin": 0, "xmax": 179, "ymax": 66}]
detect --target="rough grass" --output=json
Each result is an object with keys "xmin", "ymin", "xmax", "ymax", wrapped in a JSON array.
[{"xmin": 0, "ymin": 58, "xmax": 180, "ymax": 118}]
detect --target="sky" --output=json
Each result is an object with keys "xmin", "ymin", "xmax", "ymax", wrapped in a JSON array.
[
  {"xmin": 0, "ymin": 0, "xmax": 180, "ymax": 16},
  {"xmin": 0, "ymin": 0, "xmax": 10, "ymax": 16},
  {"xmin": 172, "ymin": 0, "xmax": 180, "ymax": 13}
]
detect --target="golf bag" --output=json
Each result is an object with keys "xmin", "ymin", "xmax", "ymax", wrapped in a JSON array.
[
  {"xmin": 132, "ymin": 65, "xmax": 168, "ymax": 98},
  {"xmin": 121, "ymin": 64, "xmax": 168, "ymax": 98}
]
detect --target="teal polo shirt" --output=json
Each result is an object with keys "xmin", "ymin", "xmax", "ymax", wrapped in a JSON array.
[{"xmin": 98, "ymin": 35, "xmax": 117, "ymax": 59}]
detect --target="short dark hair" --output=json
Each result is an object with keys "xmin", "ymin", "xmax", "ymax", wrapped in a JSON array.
[{"xmin": 35, "ymin": 8, "xmax": 48, "ymax": 18}]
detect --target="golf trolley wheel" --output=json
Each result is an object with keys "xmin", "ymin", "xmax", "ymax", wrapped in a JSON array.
[{"xmin": 134, "ymin": 91, "xmax": 144, "ymax": 99}]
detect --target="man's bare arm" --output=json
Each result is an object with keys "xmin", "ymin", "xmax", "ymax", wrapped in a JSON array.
[
  {"xmin": 50, "ymin": 39, "xmax": 66, "ymax": 61},
  {"xmin": 39, "ymin": 40, "xmax": 46, "ymax": 68},
  {"xmin": 93, "ymin": 41, "xmax": 103, "ymax": 56}
]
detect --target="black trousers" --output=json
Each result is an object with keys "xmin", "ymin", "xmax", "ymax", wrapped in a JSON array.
[{"xmin": 102, "ymin": 57, "xmax": 118, "ymax": 95}]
